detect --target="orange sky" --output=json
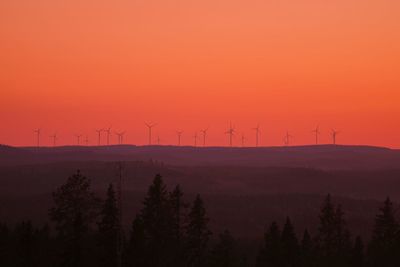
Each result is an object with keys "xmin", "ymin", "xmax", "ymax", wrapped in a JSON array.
[{"xmin": 1, "ymin": 0, "xmax": 400, "ymax": 147}]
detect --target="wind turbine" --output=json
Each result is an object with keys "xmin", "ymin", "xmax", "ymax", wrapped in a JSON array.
[
  {"xmin": 96, "ymin": 128, "xmax": 103, "ymax": 146},
  {"xmin": 176, "ymin": 131, "xmax": 183, "ymax": 146},
  {"xmin": 75, "ymin": 134, "xmax": 82, "ymax": 145},
  {"xmin": 115, "ymin": 131, "xmax": 125, "ymax": 145},
  {"xmin": 331, "ymin": 129, "xmax": 340, "ymax": 145},
  {"xmin": 85, "ymin": 135, "xmax": 89, "ymax": 146},
  {"xmin": 145, "ymin": 122, "xmax": 157, "ymax": 145},
  {"xmin": 253, "ymin": 124, "xmax": 261, "ymax": 147},
  {"xmin": 225, "ymin": 122, "xmax": 235, "ymax": 147},
  {"xmin": 241, "ymin": 133, "xmax": 246, "ymax": 147},
  {"xmin": 200, "ymin": 128, "xmax": 209, "ymax": 146},
  {"xmin": 157, "ymin": 135, "xmax": 161, "ymax": 145},
  {"xmin": 34, "ymin": 128, "xmax": 41, "ymax": 147},
  {"xmin": 284, "ymin": 131, "xmax": 293, "ymax": 146},
  {"xmin": 50, "ymin": 133, "xmax": 57, "ymax": 147},
  {"xmin": 193, "ymin": 132, "xmax": 198, "ymax": 147},
  {"xmin": 312, "ymin": 125, "xmax": 321, "ymax": 145},
  {"xmin": 105, "ymin": 126, "xmax": 112, "ymax": 145}
]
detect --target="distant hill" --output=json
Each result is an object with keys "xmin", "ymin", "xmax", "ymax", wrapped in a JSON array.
[{"xmin": 1, "ymin": 144, "xmax": 399, "ymax": 170}]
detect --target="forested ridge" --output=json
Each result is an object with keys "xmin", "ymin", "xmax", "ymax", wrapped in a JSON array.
[{"xmin": 1, "ymin": 170, "xmax": 399, "ymax": 266}]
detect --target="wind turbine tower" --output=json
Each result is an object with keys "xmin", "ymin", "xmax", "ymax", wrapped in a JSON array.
[
  {"xmin": 194, "ymin": 132, "xmax": 198, "ymax": 147},
  {"xmin": 34, "ymin": 128, "xmax": 41, "ymax": 147},
  {"xmin": 50, "ymin": 133, "xmax": 57, "ymax": 147},
  {"xmin": 200, "ymin": 128, "xmax": 209, "ymax": 146},
  {"xmin": 105, "ymin": 127, "xmax": 112, "ymax": 145},
  {"xmin": 96, "ymin": 129, "xmax": 103, "ymax": 146},
  {"xmin": 241, "ymin": 133, "xmax": 246, "ymax": 147},
  {"xmin": 85, "ymin": 135, "xmax": 89, "ymax": 146},
  {"xmin": 145, "ymin": 122, "xmax": 156, "ymax": 145},
  {"xmin": 75, "ymin": 134, "xmax": 82, "ymax": 145},
  {"xmin": 331, "ymin": 129, "xmax": 340, "ymax": 145},
  {"xmin": 284, "ymin": 131, "xmax": 293, "ymax": 146},
  {"xmin": 176, "ymin": 131, "xmax": 183, "ymax": 146},
  {"xmin": 225, "ymin": 122, "xmax": 235, "ymax": 147},
  {"xmin": 253, "ymin": 124, "xmax": 261, "ymax": 147},
  {"xmin": 115, "ymin": 131, "xmax": 125, "ymax": 145},
  {"xmin": 312, "ymin": 125, "xmax": 321, "ymax": 145}
]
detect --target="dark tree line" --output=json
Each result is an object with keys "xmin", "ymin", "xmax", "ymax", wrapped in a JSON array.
[{"xmin": 1, "ymin": 170, "xmax": 400, "ymax": 266}]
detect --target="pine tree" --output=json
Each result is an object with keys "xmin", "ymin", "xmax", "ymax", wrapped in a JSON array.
[
  {"xmin": 256, "ymin": 221, "xmax": 282, "ymax": 267},
  {"xmin": 97, "ymin": 184, "xmax": 120, "ymax": 267},
  {"xmin": 299, "ymin": 229, "xmax": 314, "ymax": 267},
  {"xmin": 125, "ymin": 215, "xmax": 147, "ymax": 267},
  {"xmin": 140, "ymin": 174, "xmax": 174, "ymax": 266},
  {"xmin": 281, "ymin": 217, "xmax": 299, "ymax": 267},
  {"xmin": 368, "ymin": 197, "xmax": 399, "ymax": 267},
  {"xmin": 351, "ymin": 236, "xmax": 364, "ymax": 267},
  {"xmin": 185, "ymin": 194, "xmax": 212, "ymax": 267},
  {"xmin": 209, "ymin": 230, "xmax": 238, "ymax": 267},
  {"xmin": 49, "ymin": 170, "xmax": 99, "ymax": 267},
  {"xmin": 315, "ymin": 195, "xmax": 351, "ymax": 267},
  {"xmin": 169, "ymin": 184, "xmax": 186, "ymax": 266}
]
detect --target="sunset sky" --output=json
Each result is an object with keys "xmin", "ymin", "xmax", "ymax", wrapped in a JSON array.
[{"xmin": 1, "ymin": 0, "xmax": 399, "ymax": 147}]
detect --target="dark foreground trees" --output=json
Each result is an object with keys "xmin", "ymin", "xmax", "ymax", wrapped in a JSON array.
[{"xmin": 1, "ymin": 170, "xmax": 400, "ymax": 266}]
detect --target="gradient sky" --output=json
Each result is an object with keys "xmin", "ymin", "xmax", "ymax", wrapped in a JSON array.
[{"xmin": 1, "ymin": 0, "xmax": 399, "ymax": 147}]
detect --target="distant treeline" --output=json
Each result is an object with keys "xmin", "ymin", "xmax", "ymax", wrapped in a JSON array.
[{"xmin": 0, "ymin": 170, "xmax": 399, "ymax": 267}]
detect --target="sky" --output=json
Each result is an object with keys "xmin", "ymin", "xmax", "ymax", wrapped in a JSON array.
[{"xmin": 1, "ymin": 0, "xmax": 400, "ymax": 147}]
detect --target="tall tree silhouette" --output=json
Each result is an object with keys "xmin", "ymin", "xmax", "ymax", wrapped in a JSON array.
[
  {"xmin": 169, "ymin": 184, "xmax": 186, "ymax": 266},
  {"xmin": 125, "ymin": 215, "xmax": 147, "ymax": 267},
  {"xmin": 299, "ymin": 229, "xmax": 315, "ymax": 267},
  {"xmin": 140, "ymin": 174, "xmax": 174, "ymax": 266},
  {"xmin": 315, "ymin": 195, "xmax": 351, "ymax": 267},
  {"xmin": 97, "ymin": 184, "xmax": 119, "ymax": 267},
  {"xmin": 49, "ymin": 170, "xmax": 99, "ymax": 267},
  {"xmin": 281, "ymin": 217, "xmax": 299, "ymax": 267},
  {"xmin": 368, "ymin": 197, "xmax": 400, "ymax": 267},
  {"xmin": 256, "ymin": 221, "xmax": 282, "ymax": 267},
  {"xmin": 185, "ymin": 194, "xmax": 212, "ymax": 267},
  {"xmin": 209, "ymin": 230, "xmax": 239, "ymax": 267},
  {"xmin": 351, "ymin": 236, "xmax": 364, "ymax": 267}
]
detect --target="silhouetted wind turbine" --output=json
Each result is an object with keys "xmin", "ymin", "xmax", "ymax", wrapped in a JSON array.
[
  {"xmin": 200, "ymin": 128, "xmax": 209, "ymax": 146},
  {"xmin": 312, "ymin": 125, "xmax": 321, "ymax": 145},
  {"xmin": 331, "ymin": 129, "xmax": 340, "ymax": 145},
  {"xmin": 284, "ymin": 131, "xmax": 293, "ymax": 146},
  {"xmin": 96, "ymin": 128, "xmax": 103, "ymax": 146},
  {"xmin": 34, "ymin": 128, "xmax": 41, "ymax": 147},
  {"xmin": 225, "ymin": 122, "xmax": 236, "ymax": 147},
  {"xmin": 115, "ymin": 131, "xmax": 125, "ymax": 145},
  {"xmin": 85, "ymin": 135, "xmax": 89, "ymax": 146},
  {"xmin": 105, "ymin": 126, "xmax": 112, "ymax": 145},
  {"xmin": 75, "ymin": 134, "xmax": 82, "ymax": 145},
  {"xmin": 241, "ymin": 133, "xmax": 246, "ymax": 147},
  {"xmin": 145, "ymin": 122, "xmax": 156, "ymax": 145},
  {"xmin": 50, "ymin": 133, "xmax": 57, "ymax": 147},
  {"xmin": 193, "ymin": 132, "xmax": 198, "ymax": 147},
  {"xmin": 176, "ymin": 131, "xmax": 183, "ymax": 146},
  {"xmin": 253, "ymin": 124, "xmax": 261, "ymax": 147},
  {"xmin": 157, "ymin": 135, "xmax": 161, "ymax": 145}
]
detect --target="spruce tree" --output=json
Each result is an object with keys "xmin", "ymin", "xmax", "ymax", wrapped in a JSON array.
[
  {"xmin": 209, "ymin": 230, "xmax": 238, "ymax": 267},
  {"xmin": 281, "ymin": 217, "xmax": 299, "ymax": 267},
  {"xmin": 185, "ymin": 194, "xmax": 212, "ymax": 267},
  {"xmin": 140, "ymin": 174, "xmax": 174, "ymax": 266},
  {"xmin": 368, "ymin": 197, "xmax": 399, "ymax": 267},
  {"xmin": 351, "ymin": 236, "xmax": 364, "ymax": 267},
  {"xmin": 49, "ymin": 170, "xmax": 99, "ymax": 267},
  {"xmin": 315, "ymin": 195, "xmax": 351, "ymax": 267},
  {"xmin": 169, "ymin": 184, "xmax": 186, "ymax": 266},
  {"xmin": 300, "ymin": 229, "xmax": 314, "ymax": 267},
  {"xmin": 125, "ymin": 215, "xmax": 147, "ymax": 267},
  {"xmin": 97, "ymin": 184, "xmax": 120, "ymax": 267},
  {"xmin": 256, "ymin": 221, "xmax": 282, "ymax": 267}
]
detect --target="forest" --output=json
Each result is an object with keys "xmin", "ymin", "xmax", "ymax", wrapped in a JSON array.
[{"xmin": 0, "ymin": 170, "xmax": 399, "ymax": 267}]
